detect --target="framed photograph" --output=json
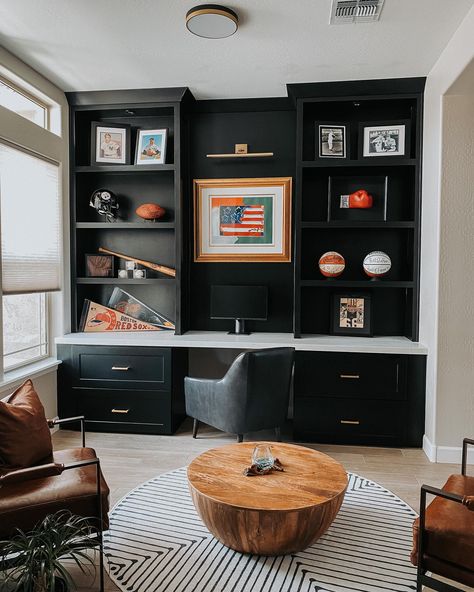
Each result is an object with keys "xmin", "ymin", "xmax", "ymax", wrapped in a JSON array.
[
  {"xmin": 331, "ymin": 294, "xmax": 372, "ymax": 337},
  {"xmin": 135, "ymin": 129, "xmax": 167, "ymax": 165},
  {"xmin": 316, "ymin": 123, "xmax": 348, "ymax": 159},
  {"xmin": 360, "ymin": 121, "xmax": 410, "ymax": 157},
  {"xmin": 194, "ymin": 177, "xmax": 292, "ymax": 262},
  {"xmin": 85, "ymin": 254, "xmax": 114, "ymax": 278},
  {"xmin": 91, "ymin": 122, "xmax": 130, "ymax": 165}
]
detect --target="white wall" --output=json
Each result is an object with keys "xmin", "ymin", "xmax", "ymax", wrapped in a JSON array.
[{"xmin": 421, "ymin": 7, "xmax": 474, "ymax": 461}]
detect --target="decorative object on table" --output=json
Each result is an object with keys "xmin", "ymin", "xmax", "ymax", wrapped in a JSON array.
[
  {"xmin": 0, "ymin": 510, "xmax": 97, "ymax": 592},
  {"xmin": 244, "ymin": 446, "xmax": 284, "ymax": 476},
  {"xmin": 85, "ymin": 254, "xmax": 114, "ymax": 278},
  {"xmin": 79, "ymin": 300, "xmax": 163, "ymax": 332},
  {"xmin": 331, "ymin": 294, "xmax": 372, "ymax": 336},
  {"xmin": 206, "ymin": 143, "xmax": 274, "ymax": 159},
  {"xmin": 340, "ymin": 189, "xmax": 373, "ymax": 209},
  {"xmin": 315, "ymin": 123, "xmax": 348, "ymax": 159},
  {"xmin": 360, "ymin": 121, "xmax": 410, "ymax": 157},
  {"xmin": 194, "ymin": 177, "xmax": 292, "ymax": 262},
  {"xmin": 135, "ymin": 202, "xmax": 166, "ymax": 221},
  {"xmin": 105, "ymin": 468, "xmax": 418, "ymax": 592},
  {"xmin": 107, "ymin": 287, "xmax": 175, "ymax": 329},
  {"xmin": 135, "ymin": 129, "xmax": 167, "ymax": 165},
  {"xmin": 98, "ymin": 246, "xmax": 176, "ymax": 277},
  {"xmin": 117, "ymin": 269, "xmax": 133, "ymax": 279},
  {"xmin": 89, "ymin": 188, "xmax": 119, "ymax": 222},
  {"xmin": 327, "ymin": 175, "xmax": 387, "ymax": 221},
  {"xmin": 91, "ymin": 122, "xmax": 130, "ymax": 165},
  {"xmin": 363, "ymin": 250, "xmax": 392, "ymax": 279},
  {"xmin": 318, "ymin": 251, "xmax": 345, "ymax": 278},
  {"xmin": 133, "ymin": 268, "xmax": 147, "ymax": 279}
]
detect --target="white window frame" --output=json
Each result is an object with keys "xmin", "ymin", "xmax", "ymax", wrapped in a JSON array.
[
  {"xmin": 0, "ymin": 60, "xmax": 66, "ymax": 379},
  {"xmin": 0, "ymin": 74, "xmax": 50, "ymax": 130}
]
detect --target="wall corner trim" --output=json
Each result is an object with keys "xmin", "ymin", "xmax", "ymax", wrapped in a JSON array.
[{"xmin": 422, "ymin": 434, "xmax": 437, "ymax": 462}]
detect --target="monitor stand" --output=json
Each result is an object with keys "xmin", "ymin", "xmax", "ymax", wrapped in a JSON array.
[{"xmin": 228, "ymin": 318, "xmax": 250, "ymax": 335}]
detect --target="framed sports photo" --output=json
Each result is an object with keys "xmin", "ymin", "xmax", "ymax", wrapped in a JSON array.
[
  {"xmin": 193, "ymin": 177, "xmax": 292, "ymax": 262},
  {"xmin": 135, "ymin": 129, "xmax": 167, "ymax": 165},
  {"xmin": 91, "ymin": 122, "xmax": 130, "ymax": 165},
  {"xmin": 316, "ymin": 123, "xmax": 348, "ymax": 159},
  {"xmin": 331, "ymin": 294, "xmax": 372, "ymax": 337},
  {"xmin": 360, "ymin": 121, "xmax": 410, "ymax": 158}
]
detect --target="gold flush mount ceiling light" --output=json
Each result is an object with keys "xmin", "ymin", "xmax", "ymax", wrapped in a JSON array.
[{"xmin": 186, "ymin": 4, "xmax": 238, "ymax": 39}]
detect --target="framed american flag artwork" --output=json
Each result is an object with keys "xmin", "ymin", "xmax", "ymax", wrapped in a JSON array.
[{"xmin": 193, "ymin": 177, "xmax": 292, "ymax": 262}]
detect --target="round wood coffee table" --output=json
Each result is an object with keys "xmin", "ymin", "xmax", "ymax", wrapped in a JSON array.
[{"xmin": 187, "ymin": 442, "xmax": 347, "ymax": 555}]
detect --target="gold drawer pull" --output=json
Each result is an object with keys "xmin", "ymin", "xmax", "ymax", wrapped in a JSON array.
[
  {"xmin": 111, "ymin": 366, "xmax": 130, "ymax": 371},
  {"xmin": 340, "ymin": 374, "xmax": 360, "ymax": 379},
  {"xmin": 111, "ymin": 408, "xmax": 130, "ymax": 414},
  {"xmin": 340, "ymin": 420, "xmax": 360, "ymax": 425}
]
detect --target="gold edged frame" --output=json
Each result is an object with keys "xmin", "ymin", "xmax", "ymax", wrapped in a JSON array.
[{"xmin": 193, "ymin": 177, "xmax": 292, "ymax": 263}]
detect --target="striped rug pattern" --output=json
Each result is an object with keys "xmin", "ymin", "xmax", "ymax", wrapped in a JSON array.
[{"xmin": 104, "ymin": 468, "xmax": 417, "ymax": 592}]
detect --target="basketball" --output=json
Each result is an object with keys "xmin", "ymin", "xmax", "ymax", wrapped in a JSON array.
[
  {"xmin": 136, "ymin": 203, "xmax": 166, "ymax": 220},
  {"xmin": 318, "ymin": 251, "xmax": 345, "ymax": 278},
  {"xmin": 363, "ymin": 251, "xmax": 391, "ymax": 278}
]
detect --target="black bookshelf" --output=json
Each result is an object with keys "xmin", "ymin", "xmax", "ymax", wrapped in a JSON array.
[
  {"xmin": 67, "ymin": 88, "xmax": 194, "ymax": 334},
  {"xmin": 288, "ymin": 79, "xmax": 425, "ymax": 340}
]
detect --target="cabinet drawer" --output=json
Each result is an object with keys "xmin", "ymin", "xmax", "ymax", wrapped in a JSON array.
[
  {"xmin": 295, "ymin": 352, "xmax": 406, "ymax": 400},
  {"xmin": 72, "ymin": 346, "xmax": 171, "ymax": 391},
  {"xmin": 73, "ymin": 388, "xmax": 171, "ymax": 429},
  {"xmin": 294, "ymin": 396, "xmax": 406, "ymax": 443}
]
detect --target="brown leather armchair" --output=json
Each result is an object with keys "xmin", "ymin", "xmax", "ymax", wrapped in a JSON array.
[
  {"xmin": 0, "ymin": 416, "xmax": 110, "ymax": 592},
  {"xmin": 411, "ymin": 438, "xmax": 474, "ymax": 592}
]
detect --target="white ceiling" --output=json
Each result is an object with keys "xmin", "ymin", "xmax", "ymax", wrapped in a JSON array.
[{"xmin": 0, "ymin": 0, "xmax": 473, "ymax": 100}]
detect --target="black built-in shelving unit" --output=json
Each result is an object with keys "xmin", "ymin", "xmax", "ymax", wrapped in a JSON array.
[
  {"xmin": 67, "ymin": 88, "xmax": 194, "ymax": 334},
  {"xmin": 288, "ymin": 78, "xmax": 425, "ymax": 340}
]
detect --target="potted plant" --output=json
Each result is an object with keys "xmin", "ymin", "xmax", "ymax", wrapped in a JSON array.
[{"xmin": 0, "ymin": 510, "xmax": 98, "ymax": 591}]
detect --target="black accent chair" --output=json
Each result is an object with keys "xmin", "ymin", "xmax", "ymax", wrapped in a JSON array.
[{"xmin": 185, "ymin": 347, "xmax": 294, "ymax": 443}]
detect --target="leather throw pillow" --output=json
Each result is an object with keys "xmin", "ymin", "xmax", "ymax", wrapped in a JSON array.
[{"xmin": 0, "ymin": 379, "xmax": 53, "ymax": 468}]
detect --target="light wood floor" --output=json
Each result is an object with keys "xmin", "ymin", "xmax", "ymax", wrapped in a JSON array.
[{"xmin": 51, "ymin": 420, "xmax": 468, "ymax": 591}]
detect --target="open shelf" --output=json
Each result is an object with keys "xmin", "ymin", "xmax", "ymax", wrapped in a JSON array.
[
  {"xmin": 302, "ymin": 159, "xmax": 417, "ymax": 168},
  {"xmin": 301, "ymin": 221, "xmax": 414, "ymax": 229},
  {"xmin": 74, "ymin": 164, "xmax": 176, "ymax": 173},
  {"xmin": 299, "ymin": 280, "xmax": 414, "ymax": 289},
  {"xmin": 76, "ymin": 278, "xmax": 174, "ymax": 285},
  {"xmin": 76, "ymin": 222, "xmax": 175, "ymax": 229}
]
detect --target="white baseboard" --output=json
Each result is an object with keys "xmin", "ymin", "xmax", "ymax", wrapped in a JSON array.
[
  {"xmin": 422, "ymin": 434, "xmax": 474, "ymax": 464},
  {"xmin": 422, "ymin": 434, "xmax": 437, "ymax": 462},
  {"xmin": 436, "ymin": 445, "xmax": 474, "ymax": 465}
]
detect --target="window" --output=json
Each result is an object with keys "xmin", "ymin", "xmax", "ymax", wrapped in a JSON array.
[
  {"xmin": 3, "ymin": 293, "xmax": 48, "ymax": 370},
  {"xmin": 0, "ymin": 143, "xmax": 61, "ymax": 372},
  {"xmin": 0, "ymin": 77, "xmax": 47, "ymax": 128}
]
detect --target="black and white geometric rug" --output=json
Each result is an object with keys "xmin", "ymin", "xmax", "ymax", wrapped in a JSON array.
[{"xmin": 104, "ymin": 468, "xmax": 417, "ymax": 592}]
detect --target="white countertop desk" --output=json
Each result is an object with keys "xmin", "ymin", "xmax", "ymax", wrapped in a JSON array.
[{"xmin": 56, "ymin": 332, "xmax": 428, "ymax": 356}]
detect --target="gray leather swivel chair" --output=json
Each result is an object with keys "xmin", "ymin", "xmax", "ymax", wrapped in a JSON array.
[{"xmin": 184, "ymin": 347, "xmax": 294, "ymax": 443}]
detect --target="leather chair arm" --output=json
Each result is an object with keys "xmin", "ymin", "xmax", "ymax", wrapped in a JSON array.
[
  {"xmin": 47, "ymin": 415, "xmax": 86, "ymax": 447},
  {"xmin": 0, "ymin": 463, "xmax": 65, "ymax": 486}
]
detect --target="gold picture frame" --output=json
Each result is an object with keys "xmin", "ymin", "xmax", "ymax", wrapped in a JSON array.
[{"xmin": 193, "ymin": 177, "xmax": 292, "ymax": 263}]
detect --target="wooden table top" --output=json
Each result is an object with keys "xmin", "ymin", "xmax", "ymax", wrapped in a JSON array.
[{"xmin": 187, "ymin": 442, "xmax": 348, "ymax": 511}]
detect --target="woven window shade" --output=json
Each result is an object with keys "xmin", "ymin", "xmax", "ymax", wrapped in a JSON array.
[{"xmin": 0, "ymin": 143, "xmax": 61, "ymax": 294}]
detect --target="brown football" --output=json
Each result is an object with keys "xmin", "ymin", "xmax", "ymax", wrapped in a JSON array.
[{"xmin": 136, "ymin": 203, "xmax": 166, "ymax": 220}]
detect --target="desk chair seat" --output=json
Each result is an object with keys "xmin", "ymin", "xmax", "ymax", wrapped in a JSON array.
[{"xmin": 185, "ymin": 347, "xmax": 294, "ymax": 442}]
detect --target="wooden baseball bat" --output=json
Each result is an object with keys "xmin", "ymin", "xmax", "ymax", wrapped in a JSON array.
[{"xmin": 98, "ymin": 247, "xmax": 176, "ymax": 278}]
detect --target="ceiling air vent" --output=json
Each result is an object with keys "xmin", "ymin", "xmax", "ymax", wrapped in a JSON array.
[{"xmin": 330, "ymin": 0, "xmax": 385, "ymax": 24}]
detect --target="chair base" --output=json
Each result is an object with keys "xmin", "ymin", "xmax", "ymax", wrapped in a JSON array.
[{"xmin": 192, "ymin": 419, "xmax": 199, "ymax": 439}]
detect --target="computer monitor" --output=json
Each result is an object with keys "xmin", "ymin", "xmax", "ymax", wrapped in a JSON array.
[{"xmin": 210, "ymin": 285, "xmax": 268, "ymax": 335}]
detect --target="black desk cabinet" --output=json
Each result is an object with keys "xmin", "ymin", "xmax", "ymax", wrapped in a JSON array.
[
  {"xmin": 57, "ymin": 345, "xmax": 188, "ymax": 435},
  {"xmin": 294, "ymin": 351, "xmax": 426, "ymax": 446}
]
